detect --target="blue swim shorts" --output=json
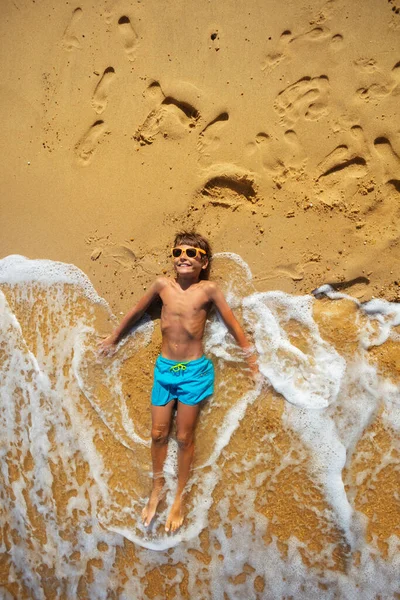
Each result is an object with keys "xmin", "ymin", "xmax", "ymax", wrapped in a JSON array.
[{"xmin": 151, "ymin": 355, "xmax": 215, "ymax": 406}]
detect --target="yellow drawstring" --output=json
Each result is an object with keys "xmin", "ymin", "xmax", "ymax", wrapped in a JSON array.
[{"xmin": 170, "ymin": 363, "xmax": 187, "ymax": 373}]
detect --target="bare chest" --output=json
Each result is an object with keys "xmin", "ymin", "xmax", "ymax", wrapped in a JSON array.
[{"xmin": 160, "ymin": 285, "xmax": 209, "ymax": 322}]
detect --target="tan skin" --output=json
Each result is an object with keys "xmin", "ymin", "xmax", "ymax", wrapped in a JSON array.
[{"xmin": 99, "ymin": 245, "xmax": 258, "ymax": 533}]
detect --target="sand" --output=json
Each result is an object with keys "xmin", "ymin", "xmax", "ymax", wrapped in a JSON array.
[
  {"xmin": 1, "ymin": 0, "xmax": 399, "ymax": 597},
  {"xmin": 1, "ymin": 0, "xmax": 399, "ymax": 309}
]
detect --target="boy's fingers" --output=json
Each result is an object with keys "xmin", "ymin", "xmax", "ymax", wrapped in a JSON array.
[
  {"xmin": 97, "ymin": 344, "xmax": 112, "ymax": 356},
  {"xmin": 98, "ymin": 350, "xmax": 113, "ymax": 356},
  {"xmin": 99, "ymin": 346, "xmax": 116, "ymax": 357}
]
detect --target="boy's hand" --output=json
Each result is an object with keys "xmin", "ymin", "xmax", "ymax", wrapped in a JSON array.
[
  {"xmin": 97, "ymin": 334, "xmax": 118, "ymax": 357},
  {"xmin": 242, "ymin": 346, "xmax": 260, "ymax": 383},
  {"xmin": 246, "ymin": 354, "xmax": 260, "ymax": 383}
]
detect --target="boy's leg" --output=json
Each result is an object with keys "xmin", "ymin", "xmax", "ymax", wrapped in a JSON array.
[
  {"xmin": 142, "ymin": 401, "xmax": 175, "ymax": 526},
  {"xmin": 165, "ymin": 401, "xmax": 202, "ymax": 532}
]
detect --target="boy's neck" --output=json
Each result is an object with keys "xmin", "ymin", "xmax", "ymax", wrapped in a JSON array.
[{"xmin": 175, "ymin": 274, "xmax": 201, "ymax": 290}]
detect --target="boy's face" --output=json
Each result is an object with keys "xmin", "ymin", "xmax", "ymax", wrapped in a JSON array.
[{"xmin": 172, "ymin": 245, "xmax": 208, "ymax": 279}]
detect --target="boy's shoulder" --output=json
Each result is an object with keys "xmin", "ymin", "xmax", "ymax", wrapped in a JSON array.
[
  {"xmin": 199, "ymin": 279, "xmax": 219, "ymax": 296},
  {"xmin": 153, "ymin": 275, "xmax": 172, "ymax": 290}
]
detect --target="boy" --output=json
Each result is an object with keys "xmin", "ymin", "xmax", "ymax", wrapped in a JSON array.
[{"xmin": 99, "ymin": 231, "xmax": 257, "ymax": 533}]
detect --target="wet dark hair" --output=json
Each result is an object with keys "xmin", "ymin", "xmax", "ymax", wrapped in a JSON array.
[{"xmin": 173, "ymin": 230, "xmax": 212, "ymax": 280}]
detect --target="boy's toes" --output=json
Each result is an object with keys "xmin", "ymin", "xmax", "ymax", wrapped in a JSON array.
[
  {"xmin": 169, "ymin": 517, "xmax": 183, "ymax": 533},
  {"xmin": 142, "ymin": 506, "xmax": 154, "ymax": 527},
  {"xmin": 173, "ymin": 517, "xmax": 183, "ymax": 532},
  {"xmin": 165, "ymin": 505, "xmax": 184, "ymax": 533}
]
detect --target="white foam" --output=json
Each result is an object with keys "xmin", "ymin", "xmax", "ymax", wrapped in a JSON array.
[
  {"xmin": 212, "ymin": 251, "xmax": 253, "ymax": 281},
  {"xmin": 243, "ymin": 291, "xmax": 346, "ymax": 409},
  {"xmin": 360, "ymin": 298, "xmax": 400, "ymax": 346},
  {"xmin": 0, "ymin": 254, "xmax": 109, "ymax": 307},
  {"xmin": 0, "ymin": 289, "xmax": 118, "ymax": 596},
  {"xmin": 312, "ymin": 283, "xmax": 400, "ymax": 348},
  {"xmin": 284, "ymin": 405, "xmax": 353, "ymax": 544},
  {"xmin": 73, "ymin": 319, "xmax": 154, "ymax": 450}
]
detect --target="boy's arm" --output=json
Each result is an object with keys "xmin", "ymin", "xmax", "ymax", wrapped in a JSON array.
[
  {"xmin": 208, "ymin": 282, "xmax": 258, "ymax": 374},
  {"xmin": 98, "ymin": 277, "xmax": 165, "ymax": 355}
]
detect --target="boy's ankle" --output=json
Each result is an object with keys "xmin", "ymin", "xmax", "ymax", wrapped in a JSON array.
[{"xmin": 152, "ymin": 476, "xmax": 165, "ymax": 488}]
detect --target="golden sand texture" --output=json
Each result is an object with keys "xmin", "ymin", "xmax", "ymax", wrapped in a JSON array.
[{"xmin": 0, "ymin": 0, "xmax": 399, "ymax": 310}]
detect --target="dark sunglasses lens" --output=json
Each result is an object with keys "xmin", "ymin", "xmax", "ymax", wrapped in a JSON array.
[
  {"xmin": 186, "ymin": 249, "xmax": 197, "ymax": 258},
  {"xmin": 172, "ymin": 249, "xmax": 182, "ymax": 257}
]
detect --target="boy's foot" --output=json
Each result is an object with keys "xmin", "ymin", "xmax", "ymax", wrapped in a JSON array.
[
  {"xmin": 141, "ymin": 480, "xmax": 164, "ymax": 527},
  {"xmin": 165, "ymin": 497, "xmax": 184, "ymax": 533}
]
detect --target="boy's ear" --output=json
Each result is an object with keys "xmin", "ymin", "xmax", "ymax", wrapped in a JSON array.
[{"xmin": 201, "ymin": 257, "xmax": 209, "ymax": 270}]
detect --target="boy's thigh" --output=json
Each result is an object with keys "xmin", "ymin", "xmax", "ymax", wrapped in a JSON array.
[
  {"xmin": 175, "ymin": 400, "xmax": 203, "ymax": 434},
  {"xmin": 151, "ymin": 400, "xmax": 176, "ymax": 434}
]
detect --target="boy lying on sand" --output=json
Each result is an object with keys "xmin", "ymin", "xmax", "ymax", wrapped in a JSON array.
[{"xmin": 99, "ymin": 231, "xmax": 257, "ymax": 533}]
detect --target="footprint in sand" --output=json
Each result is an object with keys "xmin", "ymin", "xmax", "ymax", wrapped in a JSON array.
[
  {"xmin": 254, "ymin": 133, "xmax": 285, "ymax": 176},
  {"xmin": 118, "ymin": 15, "xmax": 139, "ymax": 61},
  {"xmin": 293, "ymin": 25, "xmax": 331, "ymax": 43},
  {"xmin": 198, "ymin": 165, "xmax": 259, "ymax": 209},
  {"xmin": 261, "ymin": 27, "xmax": 337, "ymax": 73},
  {"xmin": 91, "ymin": 67, "xmax": 116, "ymax": 115},
  {"xmin": 250, "ymin": 129, "xmax": 306, "ymax": 183},
  {"xmin": 374, "ymin": 136, "xmax": 400, "ymax": 191},
  {"xmin": 75, "ymin": 120, "xmax": 107, "ymax": 165},
  {"xmin": 350, "ymin": 124, "xmax": 373, "ymax": 162},
  {"xmin": 143, "ymin": 81, "xmax": 165, "ymax": 104},
  {"xmin": 283, "ymin": 129, "xmax": 306, "ymax": 165},
  {"xmin": 197, "ymin": 112, "xmax": 229, "ymax": 165},
  {"xmin": 261, "ymin": 29, "xmax": 292, "ymax": 72},
  {"xmin": 182, "ymin": 169, "xmax": 260, "ymax": 236},
  {"xmin": 62, "ymin": 7, "xmax": 83, "ymax": 51},
  {"xmin": 274, "ymin": 76, "xmax": 330, "ymax": 126},
  {"xmin": 355, "ymin": 59, "xmax": 400, "ymax": 101},
  {"xmin": 109, "ymin": 245, "xmax": 137, "ymax": 269},
  {"xmin": 350, "ymin": 124, "xmax": 368, "ymax": 148},
  {"xmin": 329, "ymin": 34, "xmax": 344, "ymax": 51},
  {"xmin": 354, "ymin": 58, "xmax": 378, "ymax": 74},
  {"xmin": 317, "ymin": 144, "xmax": 367, "ymax": 182},
  {"xmin": 134, "ymin": 82, "xmax": 200, "ymax": 145}
]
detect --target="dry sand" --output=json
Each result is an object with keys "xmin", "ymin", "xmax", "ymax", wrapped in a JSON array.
[
  {"xmin": 1, "ymin": 0, "xmax": 399, "ymax": 309},
  {"xmin": 1, "ymin": 0, "xmax": 400, "ymax": 597}
]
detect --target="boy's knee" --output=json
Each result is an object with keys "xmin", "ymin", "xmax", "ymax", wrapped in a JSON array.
[
  {"xmin": 151, "ymin": 425, "xmax": 169, "ymax": 445},
  {"xmin": 176, "ymin": 430, "xmax": 194, "ymax": 450}
]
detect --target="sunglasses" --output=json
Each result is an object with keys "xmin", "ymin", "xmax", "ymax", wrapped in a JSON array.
[{"xmin": 171, "ymin": 247, "xmax": 207, "ymax": 259}]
